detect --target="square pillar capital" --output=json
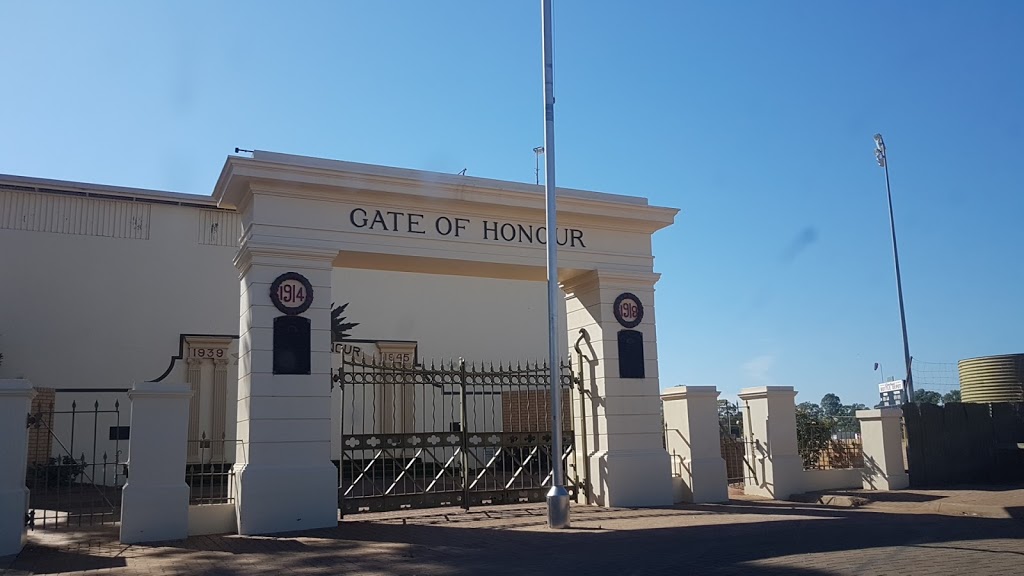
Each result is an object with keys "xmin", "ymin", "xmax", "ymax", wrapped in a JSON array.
[
  {"xmin": 0, "ymin": 379, "xmax": 36, "ymax": 399},
  {"xmin": 561, "ymin": 269, "xmax": 661, "ymax": 295},
  {"xmin": 737, "ymin": 386, "xmax": 797, "ymax": 402},
  {"xmin": 856, "ymin": 408, "xmax": 903, "ymax": 422},
  {"xmin": 661, "ymin": 385, "xmax": 720, "ymax": 402},
  {"xmin": 234, "ymin": 241, "xmax": 338, "ymax": 276}
]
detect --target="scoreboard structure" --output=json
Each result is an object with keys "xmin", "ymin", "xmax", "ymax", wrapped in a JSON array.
[{"xmin": 878, "ymin": 380, "xmax": 907, "ymax": 407}]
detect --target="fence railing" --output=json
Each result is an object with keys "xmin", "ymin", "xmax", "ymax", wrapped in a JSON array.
[
  {"xmin": 797, "ymin": 415, "xmax": 864, "ymax": 470},
  {"xmin": 186, "ymin": 434, "xmax": 238, "ymax": 505}
]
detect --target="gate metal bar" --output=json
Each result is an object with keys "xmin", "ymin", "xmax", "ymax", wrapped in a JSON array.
[{"xmin": 336, "ymin": 356, "xmax": 577, "ymax": 515}]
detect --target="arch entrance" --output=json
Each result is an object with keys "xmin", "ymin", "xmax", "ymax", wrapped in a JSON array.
[{"xmin": 214, "ymin": 151, "xmax": 678, "ymax": 534}]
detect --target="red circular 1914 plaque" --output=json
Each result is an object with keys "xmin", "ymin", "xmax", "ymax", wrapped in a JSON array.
[
  {"xmin": 270, "ymin": 272, "xmax": 314, "ymax": 315},
  {"xmin": 613, "ymin": 292, "xmax": 644, "ymax": 328}
]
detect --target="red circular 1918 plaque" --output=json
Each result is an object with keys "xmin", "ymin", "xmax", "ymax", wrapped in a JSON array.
[
  {"xmin": 613, "ymin": 292, "xmax": 644, "ymax": 328},
  {"xmin": 270, "ymin": 272, "xmax": 314, "ymax": 315}
]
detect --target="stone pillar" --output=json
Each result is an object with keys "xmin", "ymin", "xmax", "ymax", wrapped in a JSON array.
[
  {"xmin": 120, "ymin": 382, "xmax": 192, "ymax": 544},
  {"xmin": 737, "ymin": 386, "xmax": 803, "ymax": 500},
  {"xmin": 233, "ymin": 245, "xmax": 337, "ymax": 535},
  {"xmin": 857, "ymin": 408, "xmax": 909, "ymax": 490},
  {"xmin": 0, "ymin": 380, "xmax": 34, "ymax": 557},
  {"xmin": 661, "ymin": 386, "xmax": 728, "ymax": 503},
  {"xmin": 563, "ymin": 270, "xmax": 672, "ymax": 507}
]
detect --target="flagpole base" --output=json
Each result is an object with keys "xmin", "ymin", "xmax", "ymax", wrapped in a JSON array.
[{"xmin": 546, "ymin": 485, "xmax": 571, "ymax": 529}]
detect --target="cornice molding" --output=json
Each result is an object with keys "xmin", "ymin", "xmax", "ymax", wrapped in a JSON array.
[{"xmin": 214, "ymin": 154, "xmax": 679, "ymax": 235}]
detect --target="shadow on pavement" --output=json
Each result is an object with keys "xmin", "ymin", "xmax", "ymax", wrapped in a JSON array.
[
  {"xmin": 810, "ymin": 490, "xmax": 944, "ymax": 503},
  {"xmin": 8, "ymin": 501, "xmax": 1024, "ymax": 575}
]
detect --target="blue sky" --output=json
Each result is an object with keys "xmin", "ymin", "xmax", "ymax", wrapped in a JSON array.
[{"xmin": 3, "ymin": 2, "xmax": 1022, "ymax": 407}]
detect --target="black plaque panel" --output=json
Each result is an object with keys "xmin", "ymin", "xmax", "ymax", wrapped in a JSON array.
[
  {"xmin": 617, "ymin": 329, "xmax": 645, "ymax": 379},
  {"xmin": 273, "ymin": 315, "xmax": 311, "ymax": 375}
]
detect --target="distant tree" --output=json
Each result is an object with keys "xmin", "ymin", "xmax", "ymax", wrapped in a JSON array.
[
  {"xmin": 796, "ymin": 401, "xmax": 822, "ymax": 418},
  {"xmin": 913, "ymin": 389, "xmax": 943, "ymax": 405},
  {"xmin": 845, "ymin": 403, "xmax": 869, "ymax": 416},
  {"xmin": 820, "ymin": 393, "xmax": 844, "ymax": 418},
  {"xmin": 942, "ymin": 390, "xmax": 962, "ymax": 404}
]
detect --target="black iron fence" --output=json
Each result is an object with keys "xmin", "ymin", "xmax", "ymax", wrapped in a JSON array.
[
  {"xmin": 797, "ymin": 415, "xmax": 864, "ymax": 470},
  {"xmin": 186, "ymin": 433, "xmax": 238, "ymax": 505},
  {"xmin": 720, "ymin": 428, "xmax": 750, "ymax": 486}
]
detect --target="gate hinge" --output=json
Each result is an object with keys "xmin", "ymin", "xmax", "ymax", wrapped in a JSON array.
[{"xmin": 25, "ymin": 509, "xmax": 35, "ymax": 529}]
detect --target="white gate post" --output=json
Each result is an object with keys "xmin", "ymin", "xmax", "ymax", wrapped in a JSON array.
[
  {"xmin": 661, "ymin": 386, "xmax": 728, "ymax": 503},
  {"xmin": 0, "ymin": 380, "xmax": 34, "ymax": 557},
  {"xmin": 737, "ymin": 386, "xmax": 803, "ymax": 500},
  {"xmin": 857, "ymin": 408, "xmax": 909, "ymax": 490},
  {"xmin": 120, "ymin": 382, "xmax": 192, "ymax": 544},
  {"xmin": 562, "ymin": 271, "xmax": 673, "ymax": 508}
]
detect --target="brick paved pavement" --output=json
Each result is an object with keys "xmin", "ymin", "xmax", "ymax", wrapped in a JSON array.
[
  {"xmin": 3, "ymin": 500, "xmax": 1023, "ymax": 575},
  {"xmin": 819, "ymin": 486, "xmax": 1024, "ymax": 519}
]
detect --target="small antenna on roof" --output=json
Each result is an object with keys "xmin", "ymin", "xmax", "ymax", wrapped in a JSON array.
[
  {"xmin": 234, "ymin": 147, "xmax": 253, "ymax": 155},
  {"xmin": 457, "ymin": 168, "xmax": 467, "ymax": 176}
]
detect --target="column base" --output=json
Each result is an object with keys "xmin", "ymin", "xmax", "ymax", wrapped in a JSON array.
[
  {"xmin": 234, "ymin": 462, "xmax": 337, "ymax": 535},
  {"xmin": 120, "ymin": 482, "xmax": 189, "ymax": 544},
  {"xmin": 744, "ymin": 454, "xmax": 804, "ymax": 500},
  {"xmin": 0, "ymin": 487, "xmax": 28, "ymax": 557},
  {"xmin": 863, "ymin": 471, "xmax": 909, "ymax": 491},
  {"xmin": 590, "ymin": 449, "xmax": 673, "ymax": 508},
  {"xmin": 675, "ymin": 456, "xmax": 729, "ymax": 504}
]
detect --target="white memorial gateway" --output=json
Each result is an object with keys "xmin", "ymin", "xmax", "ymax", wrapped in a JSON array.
[{"xmin": 0, "ymin": 150, "xmax": 678, "ymax": 536}]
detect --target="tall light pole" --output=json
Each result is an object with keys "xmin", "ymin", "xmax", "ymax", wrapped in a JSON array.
[
  {"xmin": 541, "ymin": 0, "xmax": 569, "ymax": 529},
  {"xmin": 874, "ymin": 133, "xmax": 915, "ymax": 402}
]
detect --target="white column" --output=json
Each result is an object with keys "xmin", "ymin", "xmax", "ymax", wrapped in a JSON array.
[
  {"xmin": 120, "ymin": 382, "xmax": 192, "ymax": 544},
  {"xmin": 737, "ymin": 386, "xmax": 803, "ymax": 500},
  {"xmin": 212, "ymin": 358, "xmax": 229, "ymax": 459},
  {"xmin": 233, "ymin": 245, "xmax": 337, "ymax": 535},
  {"xmin": 661, "ymin": 386, "xmax": 728, "ymax": 503},
  {"xmin": 0, "ymin": 380, "xmax": 34, "ymax": 557},
  {"xmin": 857, "ymin": 408, "xmax": 909, "ymax": 490},
  {"xmin": 563, "ymin": 270, "xmax": 672, "ymax": 507}
]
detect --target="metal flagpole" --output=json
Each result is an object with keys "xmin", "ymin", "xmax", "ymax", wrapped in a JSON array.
[{"xmin": 541, "ymin": 0, "xmax": 570, "ymax": 529}]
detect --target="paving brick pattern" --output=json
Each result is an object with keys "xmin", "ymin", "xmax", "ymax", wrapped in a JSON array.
[{"xmin": 3, "ymin": 500, "xmax": 1023, "ymax": 575}]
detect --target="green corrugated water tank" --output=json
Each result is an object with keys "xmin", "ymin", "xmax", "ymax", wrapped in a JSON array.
[{"xmin": 958, "ymin": 353, "xmax": 1024, "ymax": 403}]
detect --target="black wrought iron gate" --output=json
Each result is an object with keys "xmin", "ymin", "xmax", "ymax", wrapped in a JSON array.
[
  {"xmin": 334, "ymin": 357, "xmax": 579, "ymax": 514},
  {"xmin": 25, "ymin": 396, "xmax": 127, "ymax": 529}
]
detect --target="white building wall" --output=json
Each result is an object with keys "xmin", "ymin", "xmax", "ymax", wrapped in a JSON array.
[
  {"xmin": 0, "ymin": 191, "xmax": 240, "ymax": 387},
  {"xmin": 1, "ymin": 185, "xmax": 242, "ymax": 473},
  {"xmin": 2, "ymin": 183, "xmax": 570, "ymax": 466}
]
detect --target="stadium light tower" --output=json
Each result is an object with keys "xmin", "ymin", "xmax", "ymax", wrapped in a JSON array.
[{"xmin": 874, "ymin": 133, "xmax": 915, "ymax": 402}]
